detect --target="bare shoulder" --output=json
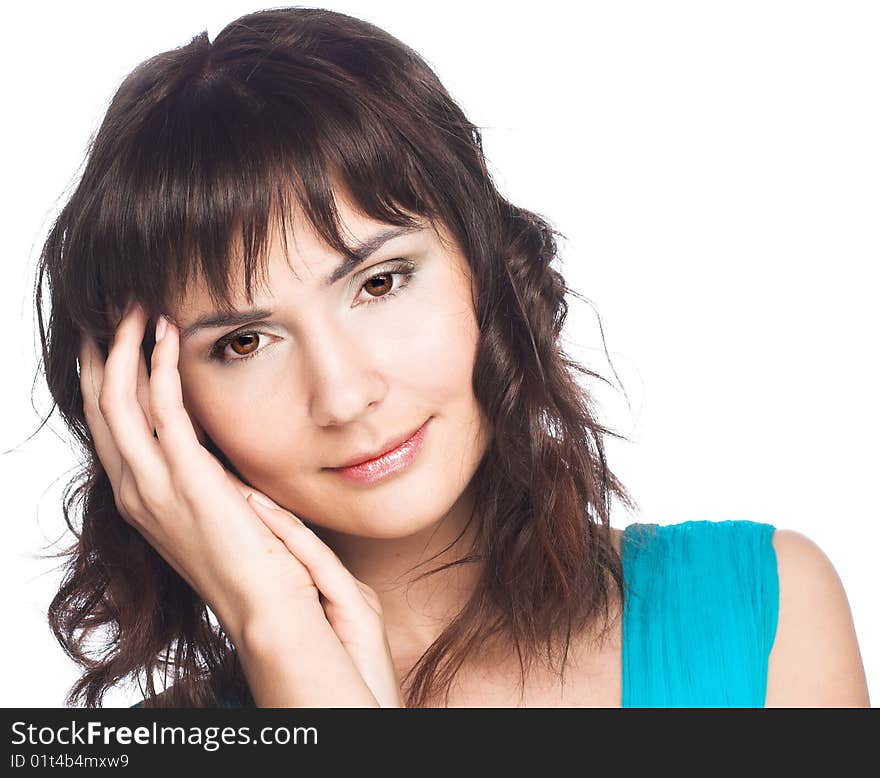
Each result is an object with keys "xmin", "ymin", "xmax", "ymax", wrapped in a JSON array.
[{"xmin": 765, "ymin": 529, "xmax": 871, "ymax": 707}]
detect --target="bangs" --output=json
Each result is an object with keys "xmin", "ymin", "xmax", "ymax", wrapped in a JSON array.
[{"xmin": 85, "ymin": 32, "xmax": 447, "ymax": 324}]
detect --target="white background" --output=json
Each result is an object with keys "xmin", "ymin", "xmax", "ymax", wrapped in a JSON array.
[{"xmin": 2, "ymin": 1, "xmax": 876, "ymax": 707}]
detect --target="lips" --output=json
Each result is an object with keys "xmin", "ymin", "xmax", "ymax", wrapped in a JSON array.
[{"xmin": 327, "ymin": 419, "xmax": 430, "ymax": 470}]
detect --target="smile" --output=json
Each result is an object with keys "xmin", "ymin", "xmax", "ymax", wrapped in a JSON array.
[{"xmin": 325, "ymin": 418, "xmax": 432, "ymax": 485}]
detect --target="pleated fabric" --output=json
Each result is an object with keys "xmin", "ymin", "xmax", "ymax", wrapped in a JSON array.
[{"xmin": 620, "ymin": 519, "xmax": 780, "ymax": 707}]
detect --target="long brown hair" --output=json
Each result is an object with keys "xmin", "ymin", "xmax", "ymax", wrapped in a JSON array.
[{"xmin": 35, "ymin": 6, "xmax": 638, "ymax": 707}]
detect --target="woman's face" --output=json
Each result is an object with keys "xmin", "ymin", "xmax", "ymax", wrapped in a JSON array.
[{"xmin": 170, "ymin": 196, "xmax": 491, "ymax": 539}]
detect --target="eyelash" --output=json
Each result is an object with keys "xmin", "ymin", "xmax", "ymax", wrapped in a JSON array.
[{"xmin": 208, "ymin": 260, "xmax": 416, "ymax": 366}]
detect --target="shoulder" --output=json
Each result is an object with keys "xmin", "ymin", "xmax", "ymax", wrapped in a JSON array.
[{"xmin": 765, "ymin": 529, "xmax": 870, "ymax": 707}]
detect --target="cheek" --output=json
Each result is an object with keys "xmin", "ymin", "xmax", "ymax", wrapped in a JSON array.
[
  {"xmin": 175, "ymin": 282, "xmax": 483, "ymax": 484},
  {"xmin": 179, "ymin": 377, "xmax": 296, "ymax": 477},
  {"xmin": 395, "ymin": 286, "xmax": 481, "ymax": 401}
]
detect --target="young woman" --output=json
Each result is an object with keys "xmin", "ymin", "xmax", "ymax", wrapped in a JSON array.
[{"xmin": 39, "ymin": 7, "xmax": 869, "ymax": 708}]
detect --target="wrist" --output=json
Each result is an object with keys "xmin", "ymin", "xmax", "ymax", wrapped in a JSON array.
[
  {"xmin": 236, "ymin": 612, "xmax": 318, "ymax": 661},
  {"xmin": 236, "ymin": 617, "xmax": 379, "ymax": 708}
]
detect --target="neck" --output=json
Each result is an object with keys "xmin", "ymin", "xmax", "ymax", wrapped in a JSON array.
[{"xmin": 308, "ymin": 482, "xmax": 483, "ymax": 666}]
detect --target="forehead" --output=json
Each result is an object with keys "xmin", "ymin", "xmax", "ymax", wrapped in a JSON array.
[{"xmin": 171, "ymin": 194, "xmax": 433, "ymax": 315}]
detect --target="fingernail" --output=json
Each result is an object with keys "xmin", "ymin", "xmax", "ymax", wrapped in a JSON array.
[
  {"xmin": 155, "ymin": 316, "xmax": 167, "ymax": 343},
  {"xmin": 249, "ymin": 492, "xmax": 280, "ymax": 510}
]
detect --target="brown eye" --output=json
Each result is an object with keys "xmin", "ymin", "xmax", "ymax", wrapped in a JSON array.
[
  {"xmin": 363, "ymin": 273, "xmax": 393, "ymax": 297},
  {"xmin": 355, "ymin": 261, "xmax": 417, "ymax": 308},
  {"xmin": 227, "ymin": 333, "xmax": 260, "ymax": 356},
  {"xmin": 210, "ymin": 329, "xmax": 275, "ymax": 365}
]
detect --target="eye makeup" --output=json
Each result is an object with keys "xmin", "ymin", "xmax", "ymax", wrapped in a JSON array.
[{"xmin": 207, "ymin": 258, "xmax": 418, "ymax": 366}]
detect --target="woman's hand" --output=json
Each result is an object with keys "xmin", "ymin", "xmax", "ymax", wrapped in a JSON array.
[
  {"xmin": 77, "ymin": 297, "xmax": 396, "ymax": 706},
  {"xmin": 247, "ymin": 494, "xmax": 405, "ymax": 708}
]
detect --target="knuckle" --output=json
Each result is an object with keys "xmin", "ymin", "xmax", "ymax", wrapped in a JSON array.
[
  {"xmin": 115, "ymin": 480, "xmax": 142, "ymax": 524},
  {"xmin": 131, "ymin": 471, "xmax": 174, "ymax": 519},
  {"xmin": 97, "ymin": 388, "xmax": 115, "ymax": 422},
  {"xmin": 149, "ymin": 402, "xmax": 165, "ymax": 430},
  {"xmin": 136, "ymin": 484, "xmax": 168, "ymax": 520},
  {"xmin": 149, "ymin": 402, "xmax": 175, "ymax": 437},
  {"xmin": 170, "ymin": 468, "xmax": 207, "ymax": 508}
]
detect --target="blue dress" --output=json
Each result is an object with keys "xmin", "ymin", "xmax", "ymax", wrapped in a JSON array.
[
  {"xmin": 621, "ymin": 519, "xmax": 779, "ymax": 707},
  {"xmin": 132, "ymin": 519, "xmax": 779, "ymax": 708}
]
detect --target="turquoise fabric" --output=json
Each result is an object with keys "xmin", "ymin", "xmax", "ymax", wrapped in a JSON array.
[
  {"xmin": 621, "ymin": 519, "xmax": 779, "ymax": 707},
  {"xmin": 132, "ymin": 518, "xmax": 780, "ymax": 708}
]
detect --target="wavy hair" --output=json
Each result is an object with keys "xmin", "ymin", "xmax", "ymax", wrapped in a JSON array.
[{"xmin": 34, "ymin": 6, "xmax": 638, "ymax": 708}]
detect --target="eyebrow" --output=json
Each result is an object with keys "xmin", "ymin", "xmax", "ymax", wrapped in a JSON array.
[{"xmin": 178, "ymin": 224, "xmax": 425, "ymax": 342}]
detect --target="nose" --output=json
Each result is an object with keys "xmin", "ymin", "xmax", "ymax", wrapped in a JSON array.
[{"xmin": 302, "ymin": 321, "xmax": 386, "ymax": 427}]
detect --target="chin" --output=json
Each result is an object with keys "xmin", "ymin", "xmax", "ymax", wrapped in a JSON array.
[
  {"xmin": 304, "ymin": 477, "xmax": 466, "ymax": 541},
  {"xmin": 351, "ymin": 496, "xmax": 459, "ymax": 540}
]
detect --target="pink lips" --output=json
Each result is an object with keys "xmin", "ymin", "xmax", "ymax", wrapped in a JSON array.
[{"xmin": 327, "ymin": 418, "xmax": 431, "ymax": 485}]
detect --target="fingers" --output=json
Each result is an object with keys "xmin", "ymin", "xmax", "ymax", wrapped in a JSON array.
[
  {"xmin": 79, "ymin": 333, "xmax": 124, "ymax": 485},
  {"xmin": 100, "ymin": 301, "xmax": 169, "ymax": 499},
  {"xmin": 225, "ymin": 470, "xmax": 262, "ymax": 502},
  {"xmin": 247, "ymin": 495, "xmax": 401, "ymax": 708},
  {"xmin": 136, "ymin": 338, "xmax": 155, "ymax": 434},
  {"xmin": 247, "ymin": 495, "xmax": 371, "ymax": 618},
  {"xmin": 148, "ymin": 313, "xmax": 216, "ymax": 482},
  {"xmin": 78, "ymin": 310, "xmax": 205, "ymax": 591}
]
